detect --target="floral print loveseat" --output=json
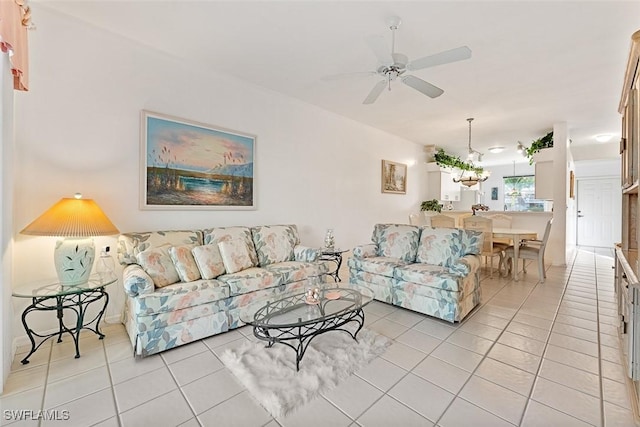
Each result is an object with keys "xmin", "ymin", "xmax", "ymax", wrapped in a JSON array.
[
  {"xmin": 348, "ymin": 224, "xmax": 483, "ymax": 322},
  {"xmin": 117, "ymin": 224, "xmax": 325, "ymax": 356}
]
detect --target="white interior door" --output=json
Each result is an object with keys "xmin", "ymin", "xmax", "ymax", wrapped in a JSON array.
[{"xmin": 576, "ymin": 178, "xmax": 621, "ymax": 247}]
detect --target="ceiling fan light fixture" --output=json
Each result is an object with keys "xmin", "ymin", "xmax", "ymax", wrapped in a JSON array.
[
  {"xmin": 488, "ymin": 146, "xmax": 505, "ymax": 154},
  {"xmin": 595, "ymin": 134, "xmax": 613, "ymax": 143},
  {"xmin": 452, "ymin": 118, "xmax": 489, "ymax": 188}
]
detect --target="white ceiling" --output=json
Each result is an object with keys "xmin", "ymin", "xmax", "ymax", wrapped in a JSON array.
[{"xmin": 37, "ymin": 0, "xmax": 640, "ymax": 166}]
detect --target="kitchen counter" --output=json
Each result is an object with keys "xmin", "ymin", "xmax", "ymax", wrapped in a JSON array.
[{"xmin": 426, "ymin": 210, "xmax": 552, "ymax": 236}]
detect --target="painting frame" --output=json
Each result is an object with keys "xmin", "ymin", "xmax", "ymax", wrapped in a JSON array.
[
  {"xmin": 381, "ymin": 159, "xmax": 407, "ymax": 194},
  {"xmin": 140, "ymin": 110, "xmax": 256, "ymax": 210},
  {"xmin": 491, "ymin": 187, "xmax": 498, "ymax": 200}
]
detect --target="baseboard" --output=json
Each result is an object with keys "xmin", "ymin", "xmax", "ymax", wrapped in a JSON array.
[{"xmin": 12, "ymin": 313, "xmax": 123, "ymax": 349}]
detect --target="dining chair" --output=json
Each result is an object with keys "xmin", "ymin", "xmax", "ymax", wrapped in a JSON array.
[
  {"xmin": 457, "ymin": 212, "xmax": 472, "ymax": 228},
  {"xmin": 487, "ymin": 213, "xmax": 513, "ymax": 245},
  {"xmin": 409, "ymin": 212, "xmax": 427, "ymax": 226},
  {"xmin": 505, "ymin": 218, "xmax": 553, "ymax": 283},
  {"xmin": 430, "ymin": 214, "xmax": 456, "ymax": 228},
  {"xmin": 462, "ymin": 216, "xmax": 505, "ymax": 278}
]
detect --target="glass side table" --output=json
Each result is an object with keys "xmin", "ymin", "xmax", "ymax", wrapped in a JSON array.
[
  {"xmin": 319, "ymin": 248, "xmax": 349, "ymax": 282},
  {"xmin": 12, "ymin": 274, "xmax": 117, "ymax": 364}
]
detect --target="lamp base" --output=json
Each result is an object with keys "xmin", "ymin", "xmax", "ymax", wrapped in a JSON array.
[{"xmin": 54, "ymin": 238, "xmax": 95, "ymax": 286}]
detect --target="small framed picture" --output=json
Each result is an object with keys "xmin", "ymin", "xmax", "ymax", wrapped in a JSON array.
[
  {"xmin": 491, "ymin": 187, "xmax": 498, "ymax": 200},
  {"xmin": 381, "ymin": 160, "xmax": 407, "ymax": 194}
]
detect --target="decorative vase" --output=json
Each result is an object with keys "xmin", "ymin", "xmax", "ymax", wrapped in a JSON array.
[{"xmin": 324, "ymin": 229, "xmax": 335, "ymax": 249}]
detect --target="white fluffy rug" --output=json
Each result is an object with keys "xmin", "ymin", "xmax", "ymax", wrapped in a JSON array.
[{"xmin": 220, "ymin": 328, "xmax": 391, "ymax": 418}]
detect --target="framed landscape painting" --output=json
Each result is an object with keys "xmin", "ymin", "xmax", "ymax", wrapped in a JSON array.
[
  {"xmin": 381, "ymin": 160, "xmax": 407, "ymax": 194},
  {"xmin": 141, "ymin": 111, "xmax": 256, "ymax": 210}
]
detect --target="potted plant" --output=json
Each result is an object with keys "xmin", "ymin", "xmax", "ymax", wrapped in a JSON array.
[
  {"xmin": 421, "ymin": 199, "xmax": 443, "ymax": 213},
  {"xmin": 433, "ymin": 148, "xmax": 485, "ymax": 175},
  {"xmin": 525, "ymin": 131, "xmax": 553, "ymax": 164}
]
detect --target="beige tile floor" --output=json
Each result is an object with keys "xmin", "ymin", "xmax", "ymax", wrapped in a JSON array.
[{"xmin": 1, "ymin": 247, "xmax": 638, "ymax": 426}]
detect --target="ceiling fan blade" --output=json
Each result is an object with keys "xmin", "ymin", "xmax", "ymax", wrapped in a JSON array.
[
  {"xmin": 365, "ymin": 34, "xmax": 392, "ymax": 64},
  {"xmin": 407, "ymin": 46, "xmax": 472, "ymax": 71},
  {"xmin": 363, "ymin": 80, "xmax": 387, "ymax": 104},
  {"xmin": 401, "ymin": 75, "xmax": 444, "ymax": 98},
  {"xmin": 321, "ymin": 71, "xmax": 377, "ymax": 81}
]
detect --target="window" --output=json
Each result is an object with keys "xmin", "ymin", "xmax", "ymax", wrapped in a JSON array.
[{"xmin": 503, "ymin": 175, "xmax": 546, "ymax": 212}]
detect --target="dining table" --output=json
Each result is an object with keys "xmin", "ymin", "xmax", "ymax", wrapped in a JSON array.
[{"xmin": 492, "ymin": 227, "xmax": 538, "ymax": 281}]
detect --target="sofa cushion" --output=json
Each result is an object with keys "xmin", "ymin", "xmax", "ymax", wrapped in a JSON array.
[
  {"xmin": 347, "ymin": 256, "xmax": 409, "ymax": 278},
  {"xmin": 133, "ymin": 279, "xmax": 229, "ymax": 316},
  {"xmin": 263, "ymin": 261, "xmax": 326, "ymax": 283},
  {"xmin": 202, "ymin": 226, "xmax": 258, "ymax": 266},
  {"xmin": 218, "ymin": 239, "xmax": 255, "ymax": 274},
  {"xmin": 168, "ymin": 245, "xmax": 201, "ymax": 282},
  {"xmin": 415, "ymin": 228, "xmax": 483, "ymax": 267},
  {"xmin": 293, "ymin": 245, "xmax": 320, "ymax": 263},
  {"xmin": 251, "ymin": 225, "xmax": 298, "ymax": 266},
  {"xmin": 217, "ymin": 267, "xmax": 282, "ymax": 296},
  {"xmin": 192, "ymin": 244, "xmax": 226, "ymax": 279},
  {"xmin": 118, "ymin": 230, "xmax": 203, "ymax": 265},
  {"xmin": 136, "ymin": 247, "xmax": 181, "ymax": 288},
  {"xmin": 372, "ymin": 224, "xmax": 420, "ymax": 262}
]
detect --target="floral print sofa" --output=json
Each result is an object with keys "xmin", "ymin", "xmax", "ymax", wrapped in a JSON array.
[
  {"xmin": 348, "ymin": 224, "xmax": 483, "ymax": 322},
  {"xmin": 117, "ymin": 224, "xmax": 325, "ymax": 356}
]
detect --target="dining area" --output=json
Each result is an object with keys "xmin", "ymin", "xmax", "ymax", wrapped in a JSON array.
[{"xmin": 410, "ymin": 210, "xmax": 554, "ymax": 282}]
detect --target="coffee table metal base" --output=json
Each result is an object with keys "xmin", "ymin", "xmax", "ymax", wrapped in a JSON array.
[{"xmin": 252, "ymin": 307, "xmax": 365, "ymax": 371}]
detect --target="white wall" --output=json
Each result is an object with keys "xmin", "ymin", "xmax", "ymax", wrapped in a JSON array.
[
  {"xmin": 11, "ymin": 7, "xmax": 427, "ymax": 338},
  {"xmin": 477, "ymin": 161, "xmax": 535, "ymax": 212},
  {"xmin": 1, "ymin": 52, "xmax": 15, "ymax": 391}
]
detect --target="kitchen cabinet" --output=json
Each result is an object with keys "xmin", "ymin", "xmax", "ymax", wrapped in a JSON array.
[
  {"xmin": 616, "ymin": 28, "xmax": 640, "ymax": 410},
  {"xmin": 534, "ymin": 160, "xmax": 553, "ymax": 200},
  {"xmin": 426, "ymin": 163, "xmax": 461, "ymax": 201}
]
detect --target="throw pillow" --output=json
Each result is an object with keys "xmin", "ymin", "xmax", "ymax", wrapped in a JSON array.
[
  {"xmin": 136, "ymin": 247, "xmax": 180, "ymax": 288},
  {"xmin": 218, "ymin": 239, "xmax": 254, "ymax": 274},
  {"xmin": 168, "ymin": 245, "xmax": 201, "ymax": 282},
  {"xmin": 192, "ymin": 244, "xmax": 226, "ymax": 279}
]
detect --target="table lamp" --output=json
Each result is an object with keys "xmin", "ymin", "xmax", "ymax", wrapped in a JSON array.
[{"xmin": 20, "ymin": 193, "xmax": 120, "ymax": 286}]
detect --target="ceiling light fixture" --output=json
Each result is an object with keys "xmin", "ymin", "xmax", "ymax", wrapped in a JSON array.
[
  {"xmin": 516, "ymin": 141, "xmax": 526, "ymax": 156},
  {"xmin": 453, "ymin": 118, "xmax": 490, "ymax": 188},
  {"xmin": 595, "ymin": 134, "xmax": 613, "ymax": 143},
  {"xmin": 488, "ymin": 146, "xmax": 505, "ymax": 154},
  {"xmin": 464, "ymin": 118, "xmax": 483, "ymax": 161}
]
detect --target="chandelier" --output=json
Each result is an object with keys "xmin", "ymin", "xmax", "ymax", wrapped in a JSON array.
[{"xmin": 453, "ymin": 118, "xmax": 490, "ymax": 187}]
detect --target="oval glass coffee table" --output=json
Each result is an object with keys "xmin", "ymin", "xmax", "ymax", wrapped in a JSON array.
[{"xmin": 241, "ymin": 287, "xmax": 374, "ymax": 371}]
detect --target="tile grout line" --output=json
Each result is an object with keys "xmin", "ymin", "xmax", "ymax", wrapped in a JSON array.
[
  {"xmin": 370, "ymin": 270, "xmax": 531, "ymax": 426},
  {"xmin": 368, "ymin": 265, "xmax": 539, "ymax": 426},
  {"xmin": 38, "ymin": 341, "xmax": 54, "ymax": 427},
  {"xmin": 594, "ymin": 248, "xmax": 606, "ymax": 427},
  {"xmin": 101, "ymin": 337, "xmax": 123, "ymax": 427},
  {"xmin": 436, "ymin": 263, "xmax": 558, "ymax": 427},
  {"xmin": 516, "ymin": 249, "xmax": 607, "ymax": 426}
]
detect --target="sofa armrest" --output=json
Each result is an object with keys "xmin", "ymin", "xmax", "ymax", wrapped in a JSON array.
[
  {"xmin": 293, "ymin": 245, "xmax": 320, "ymax": 262},
  {"xmin": 448, "ymin": 254, "xmax": 481, "ymax": 277},
  {"xmin": 353, "ymin": 244, "xmax": 377, "ymax": 259},
  {"xmin": 122, "ymin": 264, "xmax": 155, "ymax": 298}
]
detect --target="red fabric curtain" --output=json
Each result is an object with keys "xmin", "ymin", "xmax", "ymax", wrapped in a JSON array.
[{"xmin": 0, "ymin": 0, "xmax": 30, "ymax": 91}]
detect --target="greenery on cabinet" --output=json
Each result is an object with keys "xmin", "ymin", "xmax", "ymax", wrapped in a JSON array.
[
  {"xmin": 524, "ymin": 131, "xmax": 553, "ymax": 164},
  {"xmin": 434, "ymin": 148, "xmax": 485, "ymax": 174},
  {"xmin": 421, "ymin": 199, "xmax": 443, "ymax": 213}
]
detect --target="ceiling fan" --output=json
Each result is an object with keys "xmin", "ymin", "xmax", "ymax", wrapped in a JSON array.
[{"xmin": 350, "ymin": 16, "xmax": 472, "ymax": 104}]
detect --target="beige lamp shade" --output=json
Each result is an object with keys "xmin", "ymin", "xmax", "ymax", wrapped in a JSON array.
[
  {"xmin": 21, "ymin": 195, "xmax": 119, "ymax": 237},
  {"xmin": 20, "ymin": 194, "xmax": 119, "ymax": 285}
]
